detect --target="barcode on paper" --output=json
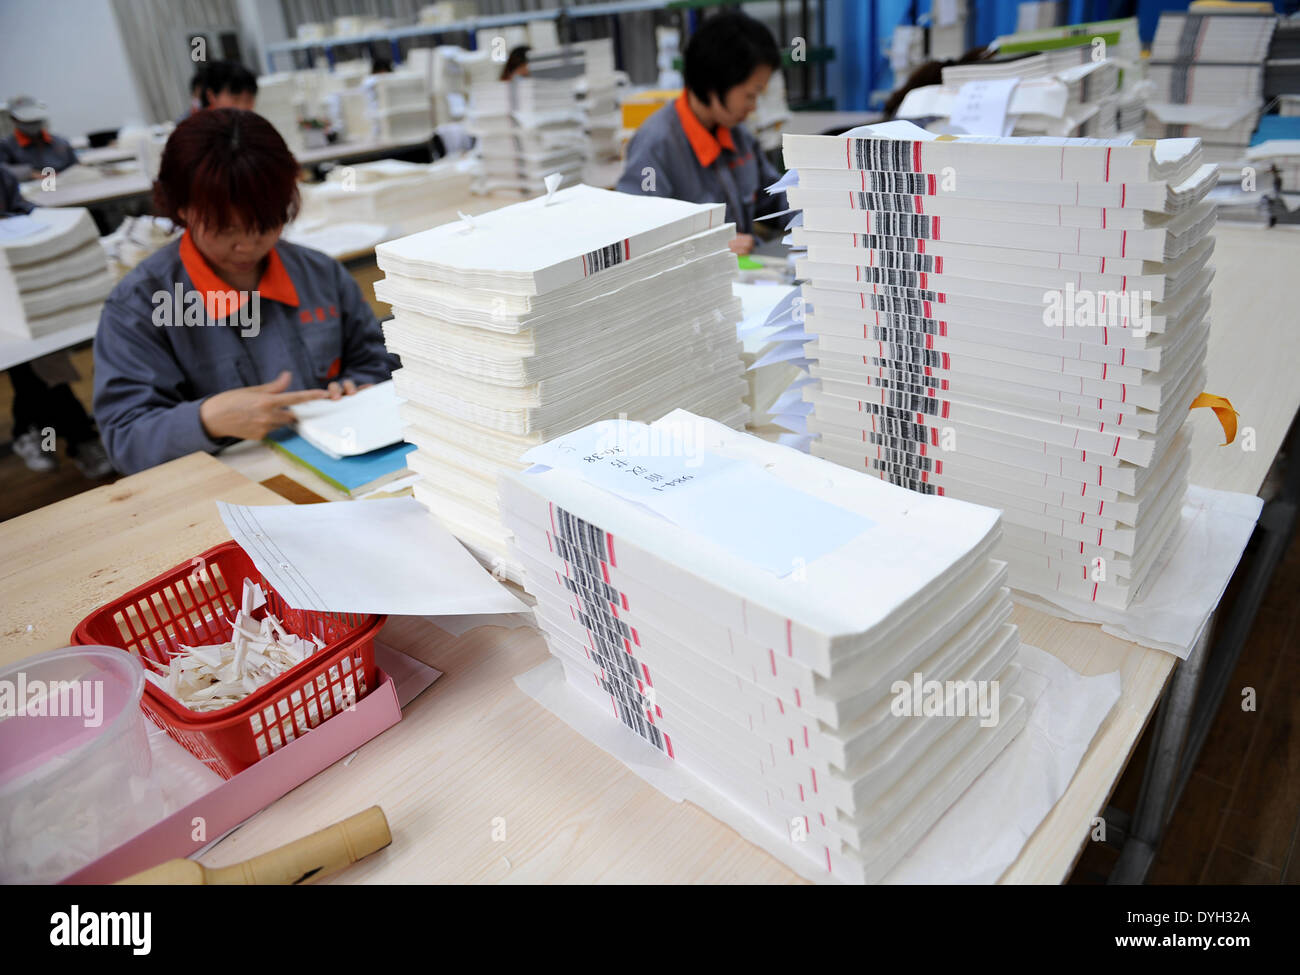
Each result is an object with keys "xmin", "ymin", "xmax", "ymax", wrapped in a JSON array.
[
  {"xmin": 553, "ymin": 505, "xmax": 666, "ymax": 754},
  {"xmin": 581, "ymin": 239, "xmax": 628, "ymax": 276}
]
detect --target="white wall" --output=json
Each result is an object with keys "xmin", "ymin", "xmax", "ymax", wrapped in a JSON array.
[{"xmin": 0, "ymin": 0, "xmax": 149, "ymax": 139}]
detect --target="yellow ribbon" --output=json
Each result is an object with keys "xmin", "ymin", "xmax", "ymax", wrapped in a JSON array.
[{"xmin": 1189, "ymin": 392, "xmax": 1238, "ymax": 445}]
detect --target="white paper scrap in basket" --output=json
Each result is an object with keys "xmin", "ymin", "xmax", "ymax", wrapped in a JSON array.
[
  {"xmin": 217, "ymin": 497, "xmax": 528, "ymax": 616},
  {"xmin": 521, "ymin": 419, "xmax": 874, "ymax": 576}
]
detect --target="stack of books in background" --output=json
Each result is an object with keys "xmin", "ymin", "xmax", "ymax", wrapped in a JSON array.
[
  {"xmin": 991, "ymin": 18, "xmax": 1147, "ymax": 135},
  {"xmin": 1146, "ymin": 6, "xmax": 1277, "ymax": 166},
  {"xmin": 467, "ymin": 48, "xmax": 588, "ymax": 195}
]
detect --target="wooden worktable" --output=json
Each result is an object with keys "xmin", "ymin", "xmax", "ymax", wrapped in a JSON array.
[{"xmin": 1, "ymin": 225, "xmax": 1296, "ymax": 884}]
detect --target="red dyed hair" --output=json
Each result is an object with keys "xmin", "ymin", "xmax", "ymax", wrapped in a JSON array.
[{"xmin": 154, "ymin": 108, "xmax": 300, "ymax": 233}]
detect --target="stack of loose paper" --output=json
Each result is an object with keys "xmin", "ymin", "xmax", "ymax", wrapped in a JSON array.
[
  {"xmin": 900, "ymin": 52, "xmax": 1124, "ymax": 138},
  {"xmin": 1146, "ymin": 9, "xmax": 1278, "ymax": 165},
  {"xmin": 374, "ymin": 186, "xmax": 750, "ymax": 579},
  {"xmin": 0, "ymin": 207, "xmax": 115, "ymax": 338},
  {"xmin": 782, "ymin": 122, "xmax": 1217, "ymax": 611},
  {"xmin": 294, "ymin": 157, "xmax": 476, "ymax": 238},
  {"xmin": 468, "ymin": 60, "xmax": 588, "ymax": 195},
  {"xmin": 734, "ymin": 283, "xmax": 812, "ymax": 433},
  {"xmin": 500, "ymin": 411, "xmax": 1027, "ymax": 884}
]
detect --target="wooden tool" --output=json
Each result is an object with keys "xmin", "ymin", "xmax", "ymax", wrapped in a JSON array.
[{"xmin": 116, "ymin": 806, "xmax": 391, "ymax": 885}]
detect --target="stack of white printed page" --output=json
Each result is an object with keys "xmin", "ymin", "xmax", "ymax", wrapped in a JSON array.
[
  {"xmin": 374, "ymin": 185, "xmax": 750, "ymax": 580},
  {"xmin": 0, "ymin": 207, "xmax": 114, "ymax": 339},
  {"xmin": 500, "ymin": 411, "xmax": 1026, "ymax": 884},
  {"xmin": 782, "ymin": 121, "xmax": 1217, "ymax": 611},
  {"xmin": 1146, "ymin": 9, "xmax": 1278, "ymax": 164},
  {"xmin": 293, "ymin": 157, "xmax": 476, "ymax": 239},
  {"xmin": 468, "ymin": 71, "xmax": 588, "ymax": 195}
]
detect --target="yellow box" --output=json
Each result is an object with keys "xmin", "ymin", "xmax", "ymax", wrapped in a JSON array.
[{"xmin": 621, "ymin": 89, "xmax": 682, "ymax": 130}]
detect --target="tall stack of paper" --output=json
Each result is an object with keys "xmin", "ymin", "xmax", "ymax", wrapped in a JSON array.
[
  {"xmin": 992, "ymin": 18, "xmax": 1147, "ymax": 135},
  {"xmin": 499, "ymin": 411, "xmax": 1027, "ymax": 884},
  {"xmin": 572, "ymin": 39, "xmax": 622, "ymax": 162},
  {"xmin": 373, "ymin": 186, "xmax": 750, "ymax": 578},
  {"xmin": 1145, "ymin": 9, "xmax": 1277, "ymax": 165},
  {"xmin": 255, "ymin": 74, "xmax": 305, "ymax": 155},
  {"xmin": 0, "ymin": 208, "xmax": 115, "ymax": 338},
  {"xmin": 362, "ymin": 72, "xmax": 434, "ymax": 142},
  {"xmin": 468, "ymin": 49, "xmax": 588, "ymax": 195},
  {"xmin": 783, "ymin": 122, "xmax": 1218, "ymax": 610}
]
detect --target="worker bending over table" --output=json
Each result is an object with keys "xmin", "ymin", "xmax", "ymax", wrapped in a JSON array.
[
  {"xmin": 93, "ymin": 109, "xmax": 397, "ymax": 475},
  {"xmin": 616, "ymin": 12, "xmax": 787, "ymax": 255}
]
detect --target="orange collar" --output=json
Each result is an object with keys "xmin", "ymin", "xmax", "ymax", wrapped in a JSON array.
[
  {"xmin": 13, "ymin": 129, "xmax": 49, "ymax": 148},
  {"xmin": 179, "ymin": 231, "xmax": 299, "ymax": 319},
  {"xmin": 674, "ymin": 92, "xmax": 735, "ymax": 168}
]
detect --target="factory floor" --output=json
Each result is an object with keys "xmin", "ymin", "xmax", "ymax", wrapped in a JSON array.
[{"xmin": 1, "ymin": 347, "xmax": 1297, "ymax": 885}]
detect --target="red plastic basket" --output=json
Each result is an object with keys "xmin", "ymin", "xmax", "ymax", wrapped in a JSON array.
[{"xmin": 71, "ymin": 541, "xmax": 385, "ymax": 779}]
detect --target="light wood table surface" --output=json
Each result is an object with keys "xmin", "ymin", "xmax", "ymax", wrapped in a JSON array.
[{"xmin": 1, "ymin": 225, "xmax": 1296, "ymax": 884}]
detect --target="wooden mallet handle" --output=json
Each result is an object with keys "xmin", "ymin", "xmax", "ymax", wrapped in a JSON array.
[{"xmin": 117, "ymin": 806, "xmax": 392, "ymax": 885}]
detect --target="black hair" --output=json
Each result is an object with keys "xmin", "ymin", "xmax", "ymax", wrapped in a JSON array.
[
  {"xmin": 683, "ymin": 12, "xmax": 781, "ymax": 106},
  {"xmin": 501, "ymin": 45, "xmax": 530, "ymax": 81},
  {"xmin": 199, "ymin": 60, "xmax": 258, "ymax": 107},
  {"xmin": 189, "ymin": 64, "xmax": 208, "ymax": 96}
]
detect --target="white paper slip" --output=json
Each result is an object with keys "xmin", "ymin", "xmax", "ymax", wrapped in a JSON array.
[
  {"xmin": 520, "ymin": 418, "xmax": 873, "ymax": 576},
  {"xmin": 288, "ymin": 380, "xmax": 405, "ymax": 458},
  {"xmin": 949, "ymin": 78, "xmax": 1021, "ymax": 136},
  {"xmin": 0, "ymin": 215, "xmax": 44, "ymax": 241},
  {"xmin": 217, "ymin": 497, "xmax": 528, "ymax": 616}
]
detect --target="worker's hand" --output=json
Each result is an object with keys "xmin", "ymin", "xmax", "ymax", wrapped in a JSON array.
[
  {"xmin": 729, "ymin": 233, "xmax": 756, "ymax": 256},
  {"xmin": 199, "ymin": 371, "xmax": 329, "ymax": 441},
  {"xmin": 324, "ymin": 379, "xmax": 374, "ymax": 399}
]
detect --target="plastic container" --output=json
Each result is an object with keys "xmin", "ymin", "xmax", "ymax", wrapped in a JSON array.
[
  {"xmin": 71, "ymin": 541, "xmax": 385, "ymax": 779},
  {"xmin": 0, "ymin": 646, "xmax": 163, "ymax": 884}
]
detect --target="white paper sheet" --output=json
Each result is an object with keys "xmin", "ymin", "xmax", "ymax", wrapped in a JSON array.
[
  {"xmin": 288, "ymin": 380, "xmax": 405, "ymax": 458},
  {"xmin": 515, "ymin": 642, "xmax": 1118, "ymax": 884},
  {"xmin": 949, "ymin": 78, "xmax": 1021, "ymax": 137},
  {"xmin": 0, "ymin": 215, "xmax": 44, "ymax": 240},
  {"xmin": 217, "ymin": 498, "xmax": 529, "ymax": 616},
  {"xmin": 1013, "ymin": 484, "xmax": 1262, "ymax": 657},
  {"xmin": 520, "ymin": 418, "xmax": 874, "ymax": 576}
]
